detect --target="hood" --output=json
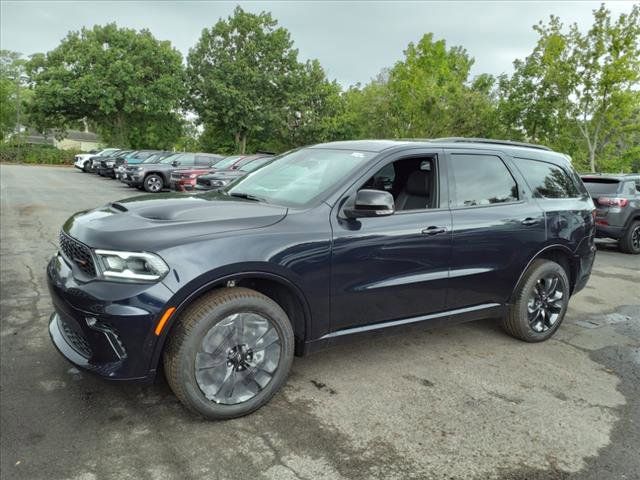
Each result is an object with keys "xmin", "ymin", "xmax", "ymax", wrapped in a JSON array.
[{"xmin": 63, "ymin": 192, "xmax": 288, "ymax": 251}]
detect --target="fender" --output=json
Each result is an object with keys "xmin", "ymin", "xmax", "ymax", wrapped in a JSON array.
[
  {"xmin": 148, "ymin": 269, "xmax": 313, "ymax": 373},
  {"xmin": 508, "ymin": 243, "xmax": 575, "ymax": 304}
]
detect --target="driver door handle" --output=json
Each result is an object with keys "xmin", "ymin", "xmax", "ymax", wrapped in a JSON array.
[
  {"xmin": 421, "ymin": 226, "xmax": 447, "ymax": 235},
  {"xmin": 521, "ymin": 217, "xmax": 540, "ymax": 226}
]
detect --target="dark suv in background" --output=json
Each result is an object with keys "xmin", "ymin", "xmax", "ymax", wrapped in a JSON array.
[
  {"xmin": 47, "ymin": 138, "xmax": 595, "ymax": 420},
  {"xmin": 581, "ymin": 174, "xmax": 640, "ymax": 254}
]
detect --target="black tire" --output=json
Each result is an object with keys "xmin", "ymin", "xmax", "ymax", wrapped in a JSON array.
[
  {"xmin": 163, "ymin": 287, "xmax": 294, "ymax": 420},
  {"xmin": 619, "ymin": 221, "xmax": 640, "ymax": 254},
  {"xmin": 82, "ymin": 161, "xmax": 90, "ymax": 172},
  {"xmin": 144, "ymin": 174, "xmax": 164, "ymax": 193},
  {"xmin": 502, "ymin": 259, "xmax": 570, "ymax": 342}
]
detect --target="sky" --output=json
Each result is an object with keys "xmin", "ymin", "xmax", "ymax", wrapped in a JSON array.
[{"xmin": 1, "ymin": 1, "xmax": 636, "ymax": 87}]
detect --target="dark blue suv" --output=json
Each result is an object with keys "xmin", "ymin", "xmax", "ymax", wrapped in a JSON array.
[{"xmin": 47, "ymin": 138, "xmax": 596, "ymax": 419}]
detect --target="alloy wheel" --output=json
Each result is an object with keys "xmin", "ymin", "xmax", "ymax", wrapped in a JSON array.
[
  {"xmin": 527, "ymin": 274, "xmax": 565, "ymax": 333},
  {"xmin": 195, "ymin": 312, "xmax": 281, "ymax": 405},
  {"xmin": 147, "ymin": 177, "xmax": 162, "ymax": 192}
]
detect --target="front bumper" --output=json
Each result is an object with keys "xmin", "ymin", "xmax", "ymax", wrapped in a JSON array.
[
  {"xmin": 122, "ymin": 173, "xmax": 143, "ymax": 186},
  {"xmin": 170, "ymin": 178, "xmax": 196, "ymax": 191},
  {"xmin": 98, "ymin": 167, "xmax": 115, "ymax": 177},
  {"xmin": 46, "ymin": 253, "xmax": 174, "ymax": 381}
]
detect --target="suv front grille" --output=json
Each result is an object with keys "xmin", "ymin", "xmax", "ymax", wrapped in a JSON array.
[
  {"xmin": 196, "ymin": 177, "xmax": 210, "ymax": 186},
  {"xmin": 59, "ymin": 232, "xmax": 97, "ymax": 277}
]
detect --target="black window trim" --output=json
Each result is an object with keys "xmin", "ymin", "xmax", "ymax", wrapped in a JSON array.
[
  {"xmin": 445, "ymin": 149, "xmax": 523, "ymax": 211},
  {"xmin": 514, "ymin": 157, "xmax": 582, "ymax": 200}
]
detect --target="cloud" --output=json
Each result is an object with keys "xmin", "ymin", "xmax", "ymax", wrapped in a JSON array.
[{"xmin": 1, "ymin": 1, "xmax": 635, "ymax": 87}]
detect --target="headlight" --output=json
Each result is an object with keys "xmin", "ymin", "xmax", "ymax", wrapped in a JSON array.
[
  {"xmin": 106, "ymin": 161, "xmax": 115, "ymax": 167},
  {"xmin": 94, "ymin": 250, "xmax": 169, "ymax": 282},
  {"xmin": 211, "ymin": 179, "xmax": 230, "ymax": 187},
  {"xmin": 135, "ymin": 166, "xmax": 143, "ymax": 171}
]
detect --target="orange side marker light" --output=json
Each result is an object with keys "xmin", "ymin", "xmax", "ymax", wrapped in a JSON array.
[{"xmin": 155, "ymin": 307, "xmax": 176, "ymax": 336}]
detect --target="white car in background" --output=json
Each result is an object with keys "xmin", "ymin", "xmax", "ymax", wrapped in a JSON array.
[{"xmin": 74, "ymin": 148, "xmax": 120, "ymax": 172}]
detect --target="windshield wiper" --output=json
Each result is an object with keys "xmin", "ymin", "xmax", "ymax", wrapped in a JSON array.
[{"xmin": 228, "ymin": 192, "xmax": 266, "ymax": 203}]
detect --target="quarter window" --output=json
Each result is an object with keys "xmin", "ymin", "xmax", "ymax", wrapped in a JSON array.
[
  {"xmin": 450, "ymin": 154, "xmax": 518, "ymax": 207},
  {"xmin": 517, "ymin": 159, "xmax": 580, "ymax": 198}
]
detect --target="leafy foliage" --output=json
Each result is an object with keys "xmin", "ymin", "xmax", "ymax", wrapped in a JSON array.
[
  {"xmin": 498, "ymin": 5, "xmax": 640, "ymax": 172},
  {"xmin": 26, "ymin": 24, "xmax": 185, "ymax": 149}
]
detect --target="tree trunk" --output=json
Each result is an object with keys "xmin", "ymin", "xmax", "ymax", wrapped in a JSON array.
[
  {"xmin": 240, "ymin": 133, "xmax": 247, "ymax": 154},
  {"xmin": 589, "ymin": 148, "xmax": 596, "ymax": 173}
]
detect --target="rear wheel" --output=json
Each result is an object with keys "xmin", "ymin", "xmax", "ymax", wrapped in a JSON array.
[
  {"xmin": 144, "ymin": 174, "xmax": 164, "ymax": 193},
  {"xmin": 163, "ymin": 287, "xmax": 294, "ymax": 420},
  {"xmin": 619, "ymin": 221, "xmax": 640, "ymax": 254},
  {"xmin": 502, "ymin": 259, "xmax": 569, "ymax": 342}
]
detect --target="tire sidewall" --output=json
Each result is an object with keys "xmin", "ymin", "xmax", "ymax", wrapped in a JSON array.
[
  {"xmin": 622, "ymin": 221, "xmax": 640, "ymax": 254},
  {"xmin": 515, "ymin": 261, "xmax": 570, "ymax": 342},
  {"xmin": 174, "ymin": 294, "xmax": 294, "ymax": 419}
]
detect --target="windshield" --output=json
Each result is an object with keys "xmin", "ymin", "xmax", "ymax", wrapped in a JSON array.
[
  {"xmin": 227, "ymin": 148, "xmax": 376, "ymax": 207},
  {"xmin": 99, "ymin": 148, "xmax": 119, "ymax": 157},
  {"xmin": 214, "ymin": 156, "xmax": 244, "ymax": 170},
  {"xmin": 142, "ymin": 154, "xmax": 162, "ymax": 164},
  {"xmin": 240, "ymin": 157, "xmax": 273, "ymax": 172},
  {"xmin": 161, "ymin": 153, "xmax": 191, "ymax": 164}
]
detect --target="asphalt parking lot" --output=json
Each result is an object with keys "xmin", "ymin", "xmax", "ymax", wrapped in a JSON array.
[{"xmin": 1, "ymin": 164, "xmax": 638, "ymax": 480}]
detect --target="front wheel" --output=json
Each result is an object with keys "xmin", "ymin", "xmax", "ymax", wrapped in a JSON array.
[
  {"xmin": 502, "ymin": 259, "xmax": 569, "ymax": 342},
  {"xmin": 619, "ymin": 221, "xmax": 640, "ymax": 254},
  {"xmin": 82, "ymin": 161, "xmax": 90, "ymax": 172},
  {"xmin": 144, "ymin": 174, "xmax": 164, "ymax": 193},
  {"xmin": 163, "ymin": 287, "xmax": 294, "ymax": 420}
]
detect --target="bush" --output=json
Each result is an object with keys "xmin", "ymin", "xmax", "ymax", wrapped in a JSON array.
[{"xmin": 0, "ymin": 143, "xmax": 81, "ymax": 164}]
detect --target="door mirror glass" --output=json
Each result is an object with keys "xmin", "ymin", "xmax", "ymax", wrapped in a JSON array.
[
  {"xmin": 172, "ymin": 160, "xmax": 180, "ymax": 167},
  {"xmin": 344, "ymin": 189, "xmax": 395, "ymax": 218}
]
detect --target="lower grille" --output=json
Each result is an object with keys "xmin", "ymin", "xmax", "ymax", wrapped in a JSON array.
[
  {"xmin": 58, "ymin": 314, "xmax": 92, "ymax": 358},
  {"xmin": 59, "ymin": 232, "xmax": 97, "ymax": 277}
]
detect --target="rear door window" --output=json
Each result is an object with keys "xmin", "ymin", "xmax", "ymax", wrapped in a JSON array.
[
  {"xmin": 449, "ymin": 153, "xmax": 518, "ymax": 207},
  {"xmin": 516, "ymin": 159, "xmax": 580, "ymax": 198}
]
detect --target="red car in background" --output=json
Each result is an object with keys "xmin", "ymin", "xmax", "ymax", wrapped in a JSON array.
[{"xmin": 170, "ymin": 154, "xmax": 271, "ymax": 191}]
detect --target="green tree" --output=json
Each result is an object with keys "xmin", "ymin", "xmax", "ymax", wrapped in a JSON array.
[
  {"xmin": 568, "ymin": 5, "xmax": 640, "ymax": 172},
  {"xmin": 0, "ymin": 50, "xmax": 29, "ymax": 141},
  {"xmin": 339, "ymin": 34, "xmax": 499, "ymax": 141},
  {"xmin": 187, "ymin": 7, "xmax": 300, "ymax": 153},
  {"xmin": 386, "ymin": 33, "xmax": 476, "ymax": 138},
  {"xmin": 498, "ymin": 5, "xmax": 640, "ymax": 172},
  {"xmin": 26, "ymin": 23, "xmax": 185, "ymax": 148}
]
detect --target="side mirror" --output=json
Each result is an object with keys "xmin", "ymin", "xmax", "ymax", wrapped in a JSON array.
[
  {"xmin": 172, "ymin": 160, "xmax": 179, "ymax": 167},
  {"xmin": 344, "ymin": 189, "xmax": 395, "ymax": 219}
]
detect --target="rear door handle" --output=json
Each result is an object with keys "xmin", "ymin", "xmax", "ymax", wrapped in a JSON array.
[
  {"xmin": 421, "ymin": 226, "xmax": 447, "ymax": 235},
  {"xmin": 521, "ymin": 217, "xmax": 540, "ymax": 226}
]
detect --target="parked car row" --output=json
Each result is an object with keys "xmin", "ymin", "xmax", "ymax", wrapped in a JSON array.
[{"xmin": 74, "ymin": 147, "xmax": 275, "ymax": 193}]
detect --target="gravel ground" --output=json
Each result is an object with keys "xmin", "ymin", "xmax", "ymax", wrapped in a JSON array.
[{"xmin": 1, "ymin": 164, "xmax": 638, "ymax": 480}]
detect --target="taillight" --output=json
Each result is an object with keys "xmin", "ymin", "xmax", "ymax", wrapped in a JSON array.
[{"xmin": 598, "ymin": 197, "xmax": 629, "ymax": 207}]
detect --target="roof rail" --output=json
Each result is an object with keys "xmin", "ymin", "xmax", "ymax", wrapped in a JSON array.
[{"xmin": 429, "ymin": 137, "xmax": 553, "ymax": 152}]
